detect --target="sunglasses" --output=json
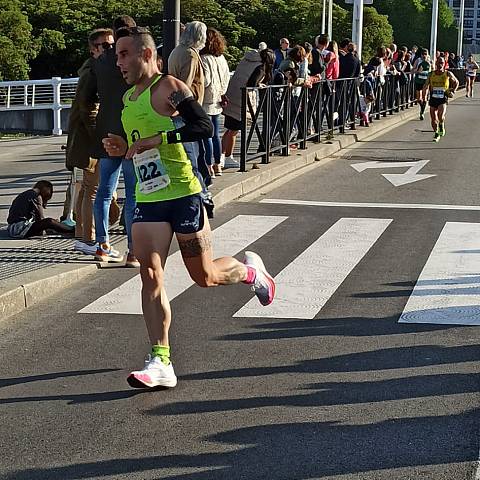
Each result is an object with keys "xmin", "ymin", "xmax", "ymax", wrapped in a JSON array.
[{"xmin": 94, "ymin": 42, "xmax": 113, "ymax": 49}]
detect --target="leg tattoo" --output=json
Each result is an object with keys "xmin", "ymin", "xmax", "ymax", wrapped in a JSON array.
[{"xmin": 178, "ymin": 233, "xmax": 212, "ymax": 258}]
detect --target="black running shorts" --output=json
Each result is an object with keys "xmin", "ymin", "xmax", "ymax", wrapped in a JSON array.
[
  {"xmin": 429, "ymin": 97, "xmax": 447, "ymax": 108},
  {"xmin": 132, "ymin": 193, "xmax": 205, "ymax": 234}
]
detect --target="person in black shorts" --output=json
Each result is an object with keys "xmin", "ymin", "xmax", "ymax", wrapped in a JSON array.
[{"xmin": 422, "ymin": 56, "xmax": 459, "ymax": 142}]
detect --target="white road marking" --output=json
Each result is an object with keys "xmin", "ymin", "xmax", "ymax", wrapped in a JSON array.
[
  {"xmin": 234, "ymin": 218, "xmax": 392, "ymax": 319},
  {"xmin": 79, "ymin": 215, "xmax": 288, "ymax": 315},
  {"xmin": 260, "ymin": 199, "xmax": 480, "ymax": 211},
  {"xmin": 399, "ymin": 222, "xmax": 480, "ymax": 326},
  {"xmin": 351, "ymin": 160, "xmax": 436, "ymax": 186}
]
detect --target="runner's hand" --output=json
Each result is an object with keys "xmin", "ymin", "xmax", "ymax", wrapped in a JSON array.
[
  {"xmin": 125, "ymin": 135, "xmax": 162, "ymax": 160},
  {"xmin": 102, "ymin": 134, "xmax": 128, "ymax": 157}
]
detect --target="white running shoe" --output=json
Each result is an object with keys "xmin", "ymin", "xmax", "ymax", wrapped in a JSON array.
[
  {"xmin": 219, "ymin": 153, "xmax": 226, "ymax": 167},
  {"xmin": 127, "ymin": 355, "xmax": 177, "ymax": 388},
  {"xmin": 74, "ymin": 240, "xmax": 98, "ymax": 255},
  {"xmin": 224, "ymin": 156, "xmax": 240, "ymax": 169},
  {"xmin": 244, "ymin": 251, "xmax": 275, "ymax": 306}
]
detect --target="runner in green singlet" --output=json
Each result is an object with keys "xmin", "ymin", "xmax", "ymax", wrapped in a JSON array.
[
  {"xmin": 414, "ymin": 48, "xmax": 431, "ymax": 120},
  {"xmin": 103, "ymin": 26, "xmax": 276, "ymax": 389}
]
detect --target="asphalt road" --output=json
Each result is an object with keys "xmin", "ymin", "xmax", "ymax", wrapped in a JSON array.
[{"xmin": 1, "ymin": 97, "xmax": 480, "ymax": 479}]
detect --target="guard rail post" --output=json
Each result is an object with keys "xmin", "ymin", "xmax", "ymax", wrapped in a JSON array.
[
  {"xmin": 281, "ymin": 86, "xmax": 291, "ymax": 156},
  {"xmin": 262, "ymin": 87, "xmax": 272, "ymax": 164},
  {"xmin": 240, "ymin": 86, "xmax": 248, "ymax": 172},
  {"xmin": 52, "ymin": 77, "xmax": 63, "ymax": 135}
]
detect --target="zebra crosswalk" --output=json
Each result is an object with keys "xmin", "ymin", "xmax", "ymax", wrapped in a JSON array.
[{"xmin": 79, "ymin": 215, "xmax": 480, "ymax": 326}]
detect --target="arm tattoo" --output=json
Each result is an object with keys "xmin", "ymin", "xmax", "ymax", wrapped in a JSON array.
[
  {"xmin": 178, "ymin": 234, "xmax": 212, "ymax": 258},
  {"xmin": 168, "ymin": 89, "xmax": 194, "ymax": 109}
]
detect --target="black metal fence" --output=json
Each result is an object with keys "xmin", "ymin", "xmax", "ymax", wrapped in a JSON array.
[{"xmin": 239, "ymin": 68, "xmax": 466, "ymax": 172}]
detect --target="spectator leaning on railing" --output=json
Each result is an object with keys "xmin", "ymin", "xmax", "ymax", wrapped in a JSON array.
[{"xmin": 221, "ymin": 48, "xmax": 275, "ymax": 168}]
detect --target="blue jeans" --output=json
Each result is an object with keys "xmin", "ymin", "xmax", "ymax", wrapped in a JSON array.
[
  {"xmin": 203, "ymin": 114, "xmax": 221, "ymax": 165},
  {"xmin": 93, "ymin": 157, "xmax": 136, "ymax": 250}
]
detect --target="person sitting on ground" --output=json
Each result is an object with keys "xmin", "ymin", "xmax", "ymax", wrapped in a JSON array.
[{"xmin": 7, "ymin": 181, "xmax": 75, "ymax": 239}]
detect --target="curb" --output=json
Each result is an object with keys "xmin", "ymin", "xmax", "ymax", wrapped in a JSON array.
[
  {"xmin": 0, "ymin": 104, "xmax": 421, "ymax": 321},
  {"xmin": 0, "ymin": 264, "xmax": 98, "ymax": 321}
]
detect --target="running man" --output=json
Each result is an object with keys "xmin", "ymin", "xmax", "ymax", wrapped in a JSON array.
[
  {"xmin": 465, "ymin": 54, "xmax": 479, "ymax": 98},
  {"xmin": 422, "ymin": 56, "xmax": 459, "ymax": 142},
  {"xmin": 103, "ymin": 26, "xmax": 276, "ymax": 389},
  {"xmin": 413, "ymin": 48, "xmax": 431, "ymax": 120}
]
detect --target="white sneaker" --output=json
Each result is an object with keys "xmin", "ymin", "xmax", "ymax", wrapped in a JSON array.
[
  {"xmin": 74, "ymin": 240, "xmax": 98, "ymax": 255},
  {"xmin": 244, "ymin": 251, "xmax": 276, "ymax": 306},
  {"xmin": 224, "ymin": 156, "xmax": 239, "ymax": 169},
  {"xmin": 127, "ymin": 355, "xmax": 177, "ymax": 388}
]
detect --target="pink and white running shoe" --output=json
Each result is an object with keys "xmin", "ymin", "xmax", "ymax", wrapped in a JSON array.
[
  {"xmin": 127, "ymin": 355, "xmax": 177, "ymax": 389},
  {"xmin": 244, "ymin": 251, "xmax": 276, "ymax": 306}
]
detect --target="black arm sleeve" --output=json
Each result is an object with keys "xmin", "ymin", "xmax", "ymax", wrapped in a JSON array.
[{"xmin": 165, "ymin": 97, "xmax": 213, "ymax": 144}]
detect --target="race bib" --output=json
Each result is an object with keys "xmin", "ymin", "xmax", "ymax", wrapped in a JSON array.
[
  {"xmin": 418, "ymin": 71, "xmax": 428, "ymax": 80},
  {"xmin": 432, "ymin": 87, "xmax": 445, "ymax": 99},
  {"xmin": 133, "ymin": 148, "xmax": 170, "ymax": 194}
]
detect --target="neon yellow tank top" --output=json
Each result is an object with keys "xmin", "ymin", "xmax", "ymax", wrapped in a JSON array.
[
  {"xmin": 428, "ymin": 71, "xmax": 449, "ymax": 99},
  {"xmin": 121, "ymin": 75, "xmax": 202, "ymax": 203}
]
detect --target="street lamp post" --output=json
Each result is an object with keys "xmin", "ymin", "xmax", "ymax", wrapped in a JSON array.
[
  {"xmin": 352, "ymin": 0, "xmax": 364, "ymax": 60},
  {"xmin": 328, "ymin": 0, "xmax": 333, "ymax": 39},
  {"xmin": 321, "ymin": 0, "xmax": 327, "ymax": 34},
  {"xmin": 430, "ymin": 0, "xmax": 439, "ymax": 59},
  {"xmin": 163, "ymin": 0, "xmax": 180, "ymax": 73},
  {"xmin": 457, "ymin": 0, "xmax": 465, "ymax": 57}
]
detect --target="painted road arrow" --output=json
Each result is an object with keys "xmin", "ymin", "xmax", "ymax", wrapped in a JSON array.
[{"xmin": 351, "ymin": 160, "xmax": 436, "ymax": 186}]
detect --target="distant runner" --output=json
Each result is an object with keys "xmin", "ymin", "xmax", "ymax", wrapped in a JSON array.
[
  {"xmin": 422, "ymin": 56, "xmax": 459, "ymax": 142},
  {"xmin": 413, "ymin": 48, "xmax": 431, "ymax": 120},
  {"xmin": 465, "ymin": 54, "xmax": 479, "ymax": 98}
]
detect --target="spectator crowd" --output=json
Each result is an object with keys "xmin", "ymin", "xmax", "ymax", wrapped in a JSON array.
[{"xmin": 6, "ymin": 14, "xmax": 474, "ymax": 268}]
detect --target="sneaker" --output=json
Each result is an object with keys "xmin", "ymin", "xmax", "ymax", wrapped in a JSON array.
[
  {"xmin": 94, "ymin": 244, "xmax": 124, "ymax": 263},
  {"xmin": 61, "ymin": 218, "xmax": 76, "ymax": 228},
  {"xmin": 433, "ymin": 132, "xmax": 441, "ymax": 142},
  {"xmin": 243, "ymin": 251, "xmax": 275, "ymax": 306},
  {"xmin": 224, "ymin": 156, "xmax": 240, "ymax": 169},
  {"xmin": 125, "ymin": 252, "xmax": 140, "ymax": 268},
  {"xmin": 74, "ymin": 240, "xmax": 98, "ymax": 255},
  {"xmin": 127, "ymin": 355, "xmax": 177, "ymax": 388},
  {"xmin": 213, "ymin": 163, "xmax": 223, "ymax": 176},
  {"xmin": 439, "ymin": 125, "xmax": 446, "ymax": 137}
]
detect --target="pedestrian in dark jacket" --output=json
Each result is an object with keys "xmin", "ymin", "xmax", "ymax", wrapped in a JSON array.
[{"xmin": 89, "ymin": 15, "xmax": 139, "ymax": 266}]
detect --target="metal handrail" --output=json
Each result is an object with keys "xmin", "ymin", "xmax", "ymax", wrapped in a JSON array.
[
  {"xmin": 239, "ymin": 68, "xmax": 467, "ymax": 172},
  {"xmin": 0, "ymin": 77, "xmax": 79, "ymax": 135}
]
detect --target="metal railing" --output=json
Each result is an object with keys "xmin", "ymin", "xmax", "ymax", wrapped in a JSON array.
[
  {"xmin": 0, "ymin": 77, "xmax": 78, "ymax": 135},
  {"xmin": 239, "ymin": 68, "xmax": 467, "ymax": 172}
]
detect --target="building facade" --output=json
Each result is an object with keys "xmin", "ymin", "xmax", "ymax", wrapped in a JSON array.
[{"xmin": 448, "ymin": 0, "xmax": 480, "ymax": 52}]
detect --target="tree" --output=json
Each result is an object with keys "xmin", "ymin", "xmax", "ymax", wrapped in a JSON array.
[
  {"xmin": 373, "ymin": 0, "xmax": 457, "ymax": 53},
  {"xmin": 361, "ymin": 7, "xmax": 394, "ymax": 61},
  {"xmin": 0, "ymin": 0, "xmax": 37, "ymax": 80}
]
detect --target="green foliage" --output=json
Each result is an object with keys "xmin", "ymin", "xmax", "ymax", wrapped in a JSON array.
[
  {"xmin": 0, "ymin": 0, "xmax": 36, "ymax": 80},
  {"xmin": 361, "ymin": 7, "xmax": 394, "ymax": 61},
  {"xmin": 373, "ymin": 0, "xmax": 458, "ymax": 53},
  {"xmin": 3, "ymin": 0, "xmax": 457, "ymax": 79}
]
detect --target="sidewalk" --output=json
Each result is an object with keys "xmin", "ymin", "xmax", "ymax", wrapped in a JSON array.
[{"xmin": 0, "ymin": 106, "xmax": 421, "ymax": 320}]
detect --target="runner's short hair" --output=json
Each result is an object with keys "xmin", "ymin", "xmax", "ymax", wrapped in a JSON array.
[{"xmin": 116, "ymin": 26, "xmax": 157, "ymax": 58}]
